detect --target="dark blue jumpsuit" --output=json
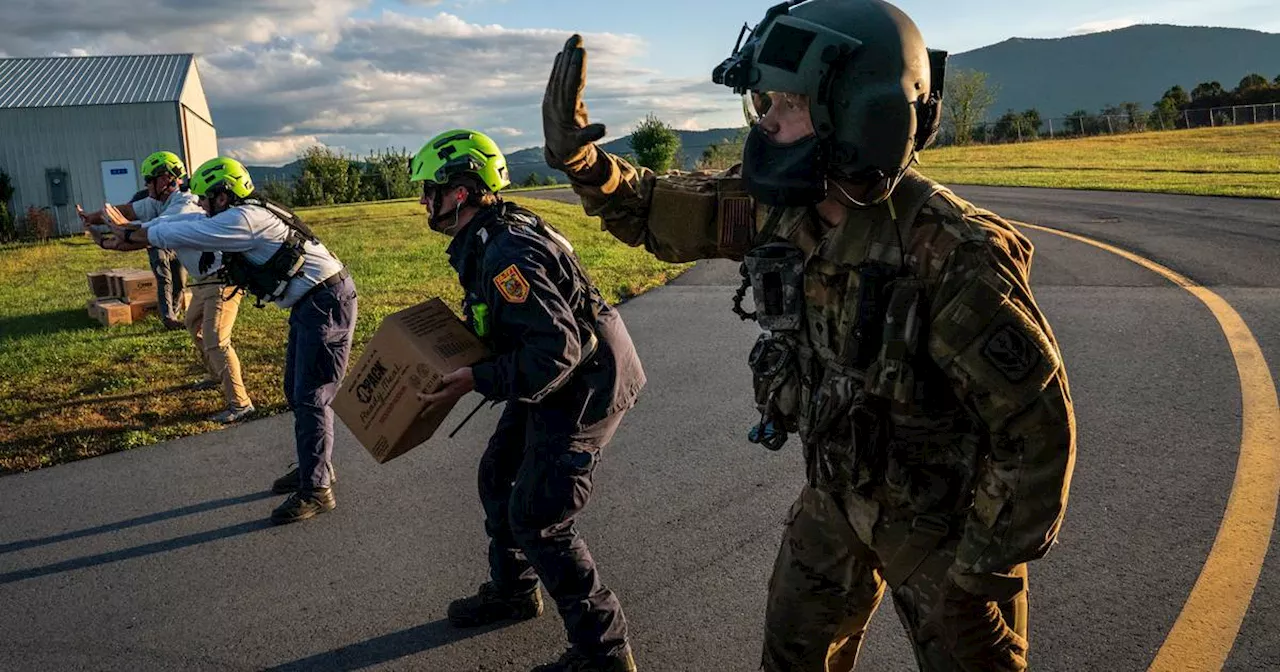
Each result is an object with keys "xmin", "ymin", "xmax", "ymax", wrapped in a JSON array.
[{"xmin": 446, "ymin": 202, "xmax": 646, "ymax": 656}]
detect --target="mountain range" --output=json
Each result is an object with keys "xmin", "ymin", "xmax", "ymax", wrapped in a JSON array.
[
  {"xmin": 249, "ymin": 24, "xmax": 1280, "ymax": 185},
  {"xmin": 949, "ymin": 24, "xmax": 1280, "ymax": 117}
]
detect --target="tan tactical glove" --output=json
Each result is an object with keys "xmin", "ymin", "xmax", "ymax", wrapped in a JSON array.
[
  {"xmin": 542, "ymin": 34, "xmax": 608, "ymax": 178},
  {"xmin": 930, "ymin": 577, "xmax": 1028, "ymax": 672}
]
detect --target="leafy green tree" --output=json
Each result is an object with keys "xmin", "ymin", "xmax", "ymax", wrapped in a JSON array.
[
  {"xmin": 292, "ymin": 145, "xmax": 356, "ymax": 205},
  {"xmin": 942, "ymin": 69, "xmax": 998, "ymax": 145},
  {"xmin": 629, "ymin": 114, "xmax": 682, "ymax": 173},
  {"xmin": 1121, "ymin": 102, "xmax": 1148, "ymax": 132},
  {"xmin": 361, "ymin": 148, "xmax": 415, "ymax": 201},
  {"xmin": 292, "ymin": 172, "xmax": 326, "ymax": 207},
  {"xmin": 1190, "ymin": 81, "xmax": 1226, "ymax": 106},
  {"xmin": 0, "ymin": 170, "xmax": 14, "ymax": 242},
  {"xmin": 260, "ymin": 179, "xmax": 294, "ymax": 206},
  {"xmin": 697, "ymin": 128, "xmax": 748, "ymax": 170},
  {"xmin": 1239, "ymin": 74, "xmax": 1269, "ymax": 91}
]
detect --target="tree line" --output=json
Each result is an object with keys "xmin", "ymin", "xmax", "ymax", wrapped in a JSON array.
[{"xmin": 944, "ymin": 69, "xmax": 1280, "ymax": 145}]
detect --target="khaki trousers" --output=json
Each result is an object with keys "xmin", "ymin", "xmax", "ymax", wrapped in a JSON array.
[
  {"xmin": 761, "ymin": 485, "xmax": 1029, "ymax": 672},
  {"xmin": 184, "ymin": 282, "xmax": 251, "ymax": 411}
]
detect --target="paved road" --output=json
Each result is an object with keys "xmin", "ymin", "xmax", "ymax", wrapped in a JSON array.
[{"xmin": 1, "ymin": 185, "xmax": 1277, "ymax": 671}]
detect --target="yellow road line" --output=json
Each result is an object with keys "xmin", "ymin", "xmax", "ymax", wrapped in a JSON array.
[{"xmin": 1018, "ymin": 221, "xmax": 1280, "ymax": 671}]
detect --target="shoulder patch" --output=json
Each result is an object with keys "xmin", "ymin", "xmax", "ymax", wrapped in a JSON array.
[
  {"xmin": 981, "ymin": 323, "xmax": 1042, "ymax": 383},
  {"xmin": 493, "ymin": 264, "xmax": 530, "ymax": 304}
]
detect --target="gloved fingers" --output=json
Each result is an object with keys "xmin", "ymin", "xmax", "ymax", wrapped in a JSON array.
[{"xmin": 575, "ymin": 123, "xmax": 606, "ymax": 146}]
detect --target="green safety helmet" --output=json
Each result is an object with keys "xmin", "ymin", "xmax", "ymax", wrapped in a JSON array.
[
  {"xmin": 409, "ymin": 129, "xmax": 511, "ymax": 193},
  {"xmin": 713, "ymin": 0, "xmax": 947, "ymax": 181},
  {"xmin": 190, "ymin": 157, "xmax": 256, "ymax": 199},
  {"xmin": 141, "ymin": 151, "xmax": 186, "ymax": 180}
]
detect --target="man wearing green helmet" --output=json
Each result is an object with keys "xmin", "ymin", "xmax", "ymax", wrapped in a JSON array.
[
  {"xmin": 410, "ymin": 129, "xmax": 645, "ymax": 672},
  {"xmin": 543, "ymin": 1, "xmax": 1076, "ymax": 671},
  {"xmin": 79, "ymin": 150, "xmax": 192, "ymax": 329},
  {"xmin": 95, "ymin": 155, "xmax": 356, "ymax": 525},
  {"xmin": 84, "ymin": 151, "xmax": 255, "ymax": 423}
]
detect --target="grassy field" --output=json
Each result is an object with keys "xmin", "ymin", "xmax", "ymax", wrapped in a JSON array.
[
  {"xmin": 920, "ymin": 122, "xmax": 1280, "ymax": 199},
  {"xmin": 0, "ymin": 196, "xmax": 687, "ymax": 475}
]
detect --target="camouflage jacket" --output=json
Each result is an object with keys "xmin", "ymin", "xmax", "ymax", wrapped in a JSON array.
[{"xmin": 567, "ymin": 149, "xmax": 1076, "ymax": 580}]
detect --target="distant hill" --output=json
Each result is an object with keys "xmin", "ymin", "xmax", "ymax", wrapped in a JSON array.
[
  {"xmin": 245, "ymin": 160, "xmax": 304, "ymax": 184},
  {"xmin": 950, "ymin": 24, "xmax": 1280, "ymax": 118}
]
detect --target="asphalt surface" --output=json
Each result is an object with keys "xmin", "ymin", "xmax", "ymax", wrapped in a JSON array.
[{"xmin": 1, "ymin": 184, "xmax": 1278, "ymax": 671}]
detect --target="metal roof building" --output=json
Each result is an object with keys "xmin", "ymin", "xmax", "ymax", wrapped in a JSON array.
[{"xmin": 0, "ymin": 54, "xmax": 218, "ymax": 235}]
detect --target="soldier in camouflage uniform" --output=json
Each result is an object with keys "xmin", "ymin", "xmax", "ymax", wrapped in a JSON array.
[{"xmin": 540, "ymin": 1, "xmax": 1076, "ymax": 670}]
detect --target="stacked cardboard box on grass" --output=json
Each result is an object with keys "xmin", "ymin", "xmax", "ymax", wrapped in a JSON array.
[{"xmin": 85, "ymin": 268, "xmax": 169, "ymax": 327}]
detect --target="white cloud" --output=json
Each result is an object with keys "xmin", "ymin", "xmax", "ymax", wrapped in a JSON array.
[
  {"xmin": 0, "ymin": 6, "xmax": 744, "ymax": 165},
  {"xmin": 1070, "ymin": 18, "xmax": 1141, "ymax": 35},
  {"xmin": 224, "ymin": 135, "xmax": 327, "ymax": 165}
]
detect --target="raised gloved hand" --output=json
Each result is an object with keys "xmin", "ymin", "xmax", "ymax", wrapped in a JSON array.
[{"xmin": 542, "ymin": 34, "xmax": 608, "ymax": 176}]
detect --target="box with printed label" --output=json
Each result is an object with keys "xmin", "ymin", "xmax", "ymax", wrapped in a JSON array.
[
  {"xmin": 87, "ymin": 298, "xmax": 133, "ymax": 327},
  {"xmin": 112, "ymin": 270, "xmax": 158, "ymax": 304},
  {"xmin": 333, "ymin": 298, "xmax": 488, "ymax": 464}
]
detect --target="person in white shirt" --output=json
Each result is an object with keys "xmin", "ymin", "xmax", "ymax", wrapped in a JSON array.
[
  {"xmin": 80, "ymin": 151, "xmax": 190, "ymax": 328},
  {"xmin": 93, "ymin": 156, "xmax": 357, "ymax": 525},
  {"xmin": 85, "ymin": 152, "xmax": 255, "ymax": 423}
]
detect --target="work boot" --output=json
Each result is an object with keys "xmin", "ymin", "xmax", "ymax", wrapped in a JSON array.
[
  {"xmin": 530, "ymin": 646, "xmax": 636, "ymax": 672},
  {"xmin": 272, "ymin": 463, "xmax": 336, "ymax": 494},
  {"xmin": 447, "ymin": 581, "xmax": 543, "ymax": 628},
  {"xmin": 269, "ymin": 488, "xmax": 335, "ymax": 525}
]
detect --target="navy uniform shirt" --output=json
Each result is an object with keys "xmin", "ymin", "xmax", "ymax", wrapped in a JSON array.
[{"xmin": 447, "ymin": 202, "xmax": 645, "ymax": 426}]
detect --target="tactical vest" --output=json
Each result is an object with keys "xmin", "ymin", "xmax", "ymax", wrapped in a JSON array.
[
  {"xmin": 218, "ymin": 198, "xmax": 321, "ymax": 308},
  {"xmin": 741, "ymin": 172, "xmax": 980, "ymax": 497}
]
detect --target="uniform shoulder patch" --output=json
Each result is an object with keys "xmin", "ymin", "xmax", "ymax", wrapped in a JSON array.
[
  {"xmin": 981, "ymin": 323, "xmax": 1042, "ymax": 383},
  {"xmin": 493, "ymin": 264, "xmax": 530, "ymax": 304}
]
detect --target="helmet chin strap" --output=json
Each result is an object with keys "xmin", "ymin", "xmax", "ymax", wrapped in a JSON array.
[{"xmin": 830, "ymin": 169, "xmax": 904, "ymax": 209}]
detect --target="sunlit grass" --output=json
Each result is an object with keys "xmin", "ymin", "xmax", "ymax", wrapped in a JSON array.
[
  {"xmin": 920, "ymin": 122, "xmax": 1280, "ymax": 198},
  {"xmin": 0, "ymin": 195, "xmax": 687, "ymax": 474}
]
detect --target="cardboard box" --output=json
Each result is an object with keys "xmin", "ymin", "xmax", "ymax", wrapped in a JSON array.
[
  {"xmin": 87, "ymin": 271, "xmax": 114, "ymax": 298},
  {"xmin": 114, "ymin": 270, "xmax": 158, "ymax": 304},
  {"xmin": 333, "ymin": 298, "xmax": 488, "ymax": 464},
  {"xmin": 87, "ymin": 298, "xmax": 133, "ymax": 327},
  {"xmin": 86, "ymin": 267, "xmax": 134, "ymax": 299},
  {"xmin": 129, "ymin": 299, "xmax": 160, "ymax": 322}
]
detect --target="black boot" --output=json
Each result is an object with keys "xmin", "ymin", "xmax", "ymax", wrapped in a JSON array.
[
  {"xmin": 447, "ymin": 581, "xmax": 543, "ymax": 628},
  {"xmin": 272, "ymin": 463, "xmax": 336, "ymax": 494},
  {"xmin": 270, "ymin": 488, "xmax": 336, "ymax": 525},
  {"xmin": 531, "ymin": 646, "xmax": 636, "ymax": 672}
]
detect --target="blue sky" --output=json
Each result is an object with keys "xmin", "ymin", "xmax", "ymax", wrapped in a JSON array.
[
  {"xmin": 6, "ymin": 0, "xmax": 1277, "ymax": 164},
  {"xmin": 383, "ymin": 0, "xmax": 1280, "ymax": 75}
]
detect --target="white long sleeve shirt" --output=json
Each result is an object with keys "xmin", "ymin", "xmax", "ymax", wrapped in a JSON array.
[
  {"xmin": 146, "ymin": 204, "xmax": 344, "ymax": 309},
  {"xmin": 134, "ymin": 191, "xmax": 223, "ymax": 280}
]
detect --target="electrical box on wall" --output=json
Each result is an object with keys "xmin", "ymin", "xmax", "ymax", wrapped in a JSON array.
[{"xmin": 46, "ymin": 169, "xmax": 69, "ymax": 206}]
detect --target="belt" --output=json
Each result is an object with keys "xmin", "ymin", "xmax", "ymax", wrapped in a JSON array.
[{"xmin": 300, "ymin": 267, "xmax": 350, "ymax": 303}]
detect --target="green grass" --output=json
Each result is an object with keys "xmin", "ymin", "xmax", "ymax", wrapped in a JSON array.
[
  {"xmin": 919, "ymin": 122, "xmax": 1280, "ymax": 199},
  {"xmin": 0, "ymin": 196, "xmax": 687, "ymax": 475}
]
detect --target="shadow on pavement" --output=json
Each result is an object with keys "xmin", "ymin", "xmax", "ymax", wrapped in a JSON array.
[
  {"xmin": 261, "ymin": 618, "xmax": 508, "ymax": 671},
  {"xmin": 0, "ymin": 490, "xmax": 277, "ymax": 556}
]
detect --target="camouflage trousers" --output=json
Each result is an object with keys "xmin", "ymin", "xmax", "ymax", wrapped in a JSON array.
[{"xmin": 761, "ymin": 485, "xmax": 1028, "ymax": 672}]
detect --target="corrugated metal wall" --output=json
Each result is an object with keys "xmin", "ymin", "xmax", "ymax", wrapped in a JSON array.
[{"xmin": 0, "ymin": 103, "xmax": 182, "ymax": 235}]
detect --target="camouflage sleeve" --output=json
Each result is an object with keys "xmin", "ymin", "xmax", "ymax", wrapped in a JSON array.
[
  {"xmin": 924, "ymin": 220, "xmax": 1077, "ymax": 593},
  {"xmin": 566, "ymin": 147, "xmax": 756, "ymax": 262}
]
